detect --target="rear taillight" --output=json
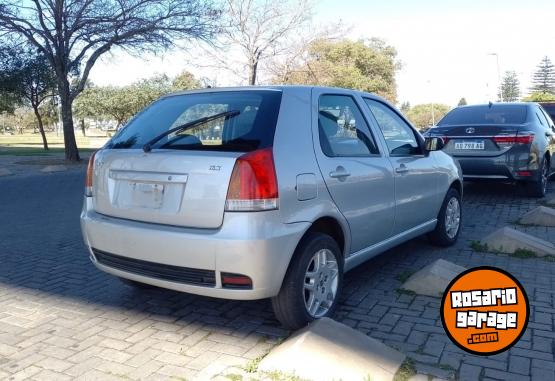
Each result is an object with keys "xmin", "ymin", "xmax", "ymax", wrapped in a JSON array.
[
  {"xmin": 85, "ymin": 151, "xmax": 97, "ymax": 197},
  {"xmin": 441, "ymin": 136, "xmax": 450, "ymax": 144},
  {"xmin": 493, "ymin": 133, "xmax": 534, "ymax": 147},
  {"xmin": 225, "ymin": 147, "xmax": 278, "ymax": 211}
]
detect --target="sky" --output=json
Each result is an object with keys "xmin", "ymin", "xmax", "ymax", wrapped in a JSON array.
[{"xmin": 88, "ymin": 0, "xmax": 555, "ymax": 107}]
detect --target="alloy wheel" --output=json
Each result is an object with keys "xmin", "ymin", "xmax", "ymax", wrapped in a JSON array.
[
  {"xmin": 303, "ymin": 249, "xmax": 339, "ymax": 318},
  {"xmin": 445, "ymin": 197, "xmax": 461, "ymax": 239}
]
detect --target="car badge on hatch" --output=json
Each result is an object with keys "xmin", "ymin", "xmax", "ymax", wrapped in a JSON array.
[{"xmin": 465, "ymin": 127, "xmax": 475, "ymax": 134}]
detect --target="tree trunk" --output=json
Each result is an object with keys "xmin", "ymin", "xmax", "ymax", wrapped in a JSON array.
[
  {"xmin": 80, "ymin": 119, "xmax": 86, "ymax": 137},
  {"xmin": 249, "ymin": 62, "xmax": 257, "ymax": 85},
  {"xmin": 32, "ymin": 106, "xmax": 49, "ymax": 150},
  {"xmin": 59, "ymin": 79, "xmax": 80, "ymax": 162}
]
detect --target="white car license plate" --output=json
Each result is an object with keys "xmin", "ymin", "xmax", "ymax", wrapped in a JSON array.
[{"xmin": 455, "ymin": 141, "xmax": 484, "ymax": 150}]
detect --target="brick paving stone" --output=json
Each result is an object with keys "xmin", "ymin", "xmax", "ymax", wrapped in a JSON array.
[
  {"xmin": 1, "ymin": 166, "xmax": 555, "ymax": 380},
  {"xmin": 508, "ymin": 355, "xmax": 530, "ymax": 375}
]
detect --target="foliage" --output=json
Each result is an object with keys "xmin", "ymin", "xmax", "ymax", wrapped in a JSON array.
[
  {"xmin": 0, "ymin": 0, "xmax": 219, "ymax": 161},
  {"xmin": 0, "ymin": 45, "xmax": 57, "ymax": 148},
  {"xmin": 393, "ymin": 358, "xmax": 417, "ymax": 381},
  {"xmin": 404, "ymin": 103, "xmax": 450, "ymax": 130},
  {"xmin": 275, "ymin": 38, "xmax": 400, "ymax": 103},
  {"xmin": 522, "ymin": 91, "xmax": 555, "ymax": 102},
  {"xmin": 457, "ymin": 97, "xmax": 467, "ymax": 106},
  {"xmin": 530, "ymin": 56, "xmax": 555, "ymax": 94},
  {"xmin": 399, "ymin": 102, "xmax": 410, "ymax": 113},
  {"xmin": 172, "ymin": 71, "xmax": 201, "ymax": 91},
  {"xmin": 74, "ymin": 71, "xmax": 199, "ymax": 127},
  {"xmin": 498, "ymin": 71, "xmax": 520, "ymax": 102}
]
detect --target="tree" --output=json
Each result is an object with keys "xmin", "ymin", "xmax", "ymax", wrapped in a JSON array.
[
  {"xmin": 405, "ymin": 103, "xmax": 450, "ymax": 130},
  {"xmin": 172, "ymin": 71, "xmax": 201, "ymax": 91},
  {"xmin": 275, "ymin": 38, "xmax": 400, "ymax": 102},
  {"xmin": 530, "ymin": 56, "xmax": 555, "ymax": 94},
  {"xmin": 195, "ymin": 0, "xmax": 314, "ymax": 85},
  {"xmin": 75, "ymin": 72, "xmax": 200, "ymax": 128},
  {"xmin": 400, "ymin": 102, "xmax": 410, "ymax": 113},
  {"xmin": 457, "ymin": 98, "xmax": 467, "ymax": 106},
  {"xmin": 498, "ymin": 71, "xmax": 520, "ymax": 102},
  {"xmin": 0, "ymin": 0, "xmax": 218, "ymax": 161},
  {"xmin": 522, "ymin": 92, "xmax": 555, "ymax": 102},
  {"xmin": 0, "ymin": 47, "xmax": 57, "ymax": 149}
]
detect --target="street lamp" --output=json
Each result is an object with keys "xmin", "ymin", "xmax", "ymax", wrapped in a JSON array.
[
  {"xmin": 427, "ymin": 80, "xmax": 435, "ymax": 126},
  {"xmin": 488, "ymin": 53, "xmax": 502, "ymax": 101}
]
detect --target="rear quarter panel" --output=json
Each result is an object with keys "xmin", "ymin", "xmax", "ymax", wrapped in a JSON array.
[{"xmin": 272, "ymin": 88, "xmax": 352, "ymax": 255}]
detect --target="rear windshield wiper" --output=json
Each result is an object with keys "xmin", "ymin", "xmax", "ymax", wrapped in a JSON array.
[{"xmin": 142, "ymin": 110, "xmax": 241, "ymax": 152}]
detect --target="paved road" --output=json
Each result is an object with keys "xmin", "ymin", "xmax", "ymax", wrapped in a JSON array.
[{"xmin": 0, "ymin": 169, "xmax": 554, "ymax": 380}]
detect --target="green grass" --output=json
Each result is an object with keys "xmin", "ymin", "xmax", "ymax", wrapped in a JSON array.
[
  {"xmin": 395, "ymin": 288, "xmax": 416, "ymax": 296},
  {"xmin": 470, "ymin": 240, "xmax": 489, "ymax": 252},
  {"xmin": 224, "ymin": 374, "xmax": 243, "ymax": 381},
  {"xmin": 0, "ymin": 146, "xmax": 96, "ymax": 156},
  {"xmin": 511, "ymin": 248, "xmax": 538, "ymax": 259},
  {"xmin": 393, "ymin": 358, "xmax": 417, "ymax": 381},
  {"xmin": 244, "ymin": 356, "xmax": 264, "ymax": 373},
  {"xmin": 395, "ymin": 271, "xmax": 414, "ymax": 283}
]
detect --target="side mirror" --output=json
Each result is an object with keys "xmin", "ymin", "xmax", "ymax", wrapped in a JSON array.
[{"xmin": 425, "ymin": 137, "xmax": 445, "ymax": 151}]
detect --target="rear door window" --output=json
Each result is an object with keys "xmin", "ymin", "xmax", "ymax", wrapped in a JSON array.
[
  {"xmin": 106, "ymin": 90, "xmax": 282, "ymax": 152},
  {"xmin": 318, "ymin": 95, "xmax": 380, "ymax": 157}
]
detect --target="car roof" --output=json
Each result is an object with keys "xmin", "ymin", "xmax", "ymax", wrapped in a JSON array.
[
  {"xmin": 162, "ymin": 85, "xmax": 387, "ymax": 103},
  {"xmin": 456, "ymin": 102, "xmax": 535, "ymax": 109}
]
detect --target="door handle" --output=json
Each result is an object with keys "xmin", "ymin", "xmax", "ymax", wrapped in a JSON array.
[
  {"xmin": 329, "ymin": 168, "xmax": 351, "ymax": 178},
  {"xmin": 395, "ymin": 164, "xmax": 409, "ymax": 174}
]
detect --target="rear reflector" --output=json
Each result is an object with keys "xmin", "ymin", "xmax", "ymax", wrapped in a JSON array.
[
  {"xmin": 85, "ymin": 151, "xmax": 98, "ymax": 197},
  {"xmin": 221, "ymin": 273, "xmax": 253, "ymax": 289},
  {"xmin": 516, "ymin": 171, "xmax": 532, "ymax": 177},
  {"xmin": 225, "ymin": 147, "xmax": 278, "ymax": 211}
]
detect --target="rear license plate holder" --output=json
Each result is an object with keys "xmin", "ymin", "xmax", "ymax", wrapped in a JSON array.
[
  {"xmin": 132, "ymin": 182, "xmax": 165, "ymax": 208},
  {"xmin": 455, "ymin": 141, "xmax": 485, "ymax": 150}
]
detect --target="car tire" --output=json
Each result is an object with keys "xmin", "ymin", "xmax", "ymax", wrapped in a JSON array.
[
  {"xmin": 271, "ymin": 232, "xmax": 343, "ymax": 330},
  {"xmin": 428, "ymin": 187, "xmax": 462, "ymax": 247},
  {"xmin": 528, "ymin": 157, "xmax": 549, "ymax": 198},
  {"xmin": 118, "ymin": 277, "xmax": 157, "ymax": 289}
]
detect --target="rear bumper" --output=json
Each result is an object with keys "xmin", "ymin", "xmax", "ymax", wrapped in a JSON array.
[
  {"xmin": 454, "ymin": 154, "xmax": 540, "ymax": 182},
  {"xmin": 80, "ymin": 197, "xmax": 309, "ymax": 300}
]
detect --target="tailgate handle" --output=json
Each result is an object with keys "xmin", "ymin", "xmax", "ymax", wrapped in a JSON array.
[{"xmin": 109, "ymin": 170, "xmax": 188, "ymax": 183}]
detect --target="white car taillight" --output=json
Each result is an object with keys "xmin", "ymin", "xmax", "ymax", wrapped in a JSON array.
[
  {"xmin": 225, "ymin": 148, "xmax": 278, "ymax": 211},
  {"xmin": 85, "ymin": 151, "xmax": 97, "ymax": 197}
]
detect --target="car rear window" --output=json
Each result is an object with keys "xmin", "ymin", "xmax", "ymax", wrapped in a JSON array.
[
  {"xmin": 438, "ymin": 105, "xmax": 527, "ymax": 126},
  {"xmin": 106, "ymin": 90, "xmax": 282, "ymax": 152}
]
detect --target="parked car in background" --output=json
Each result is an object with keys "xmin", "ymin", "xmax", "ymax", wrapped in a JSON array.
[
  {"xmin": 539, "ymin": 102, "xmax": 555, "ymax": 123},
  {"xmin": 425, "ymin": 103, "xmax": 555, "ymax": 197},
  {"xmin": 81, "ymin": 86, "xmax": 463, "ymax": 329}
]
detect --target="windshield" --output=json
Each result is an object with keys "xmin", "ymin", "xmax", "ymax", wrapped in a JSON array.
[
  {"xmin": 106, "ymin": 90, "xmax": 282, "ymax": 152},
  {"xmin": 438, "ymin": 105, "xmax": 528, "ymax": 126}
]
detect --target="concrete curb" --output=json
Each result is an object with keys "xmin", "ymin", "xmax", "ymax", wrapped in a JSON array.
[
  {"xmin": 258, "ymin": 318, "xmax": 405, "ymax": 381},
  {"xmin": 519, "ymin": 206, "xmax": 555, "ymax": 227},
  {"xmin": 0, "ymin": 167, "xmax": 13, "ymax": 177},
  {"xmin": 41, "ymin": 165, "xmax": 68, "ymax": 173},
  {"xmin": 401, "ymin": 259, "xmax": 466, "ymax": 297},
  {"xmin": 481, "ymin": 226, "xmax": 555, "ymax": 257}
]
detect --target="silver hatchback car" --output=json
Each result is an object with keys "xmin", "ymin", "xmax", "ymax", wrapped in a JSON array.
[{"xmin": 81, "ymin": 86, "xmax": 463, "ymax": 329}]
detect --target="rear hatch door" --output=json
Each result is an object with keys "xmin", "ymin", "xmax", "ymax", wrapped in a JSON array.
[
  {"xmin": 93, "ymin": 150, "xmax": 240, "ymax": 228},
  {"xmin": 91, "ymin": 89, "xmax": 283, "ymax": 229},
  {"xmin": 431, "ymin": 124, "xmax": 522, "ymax": 157}
]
